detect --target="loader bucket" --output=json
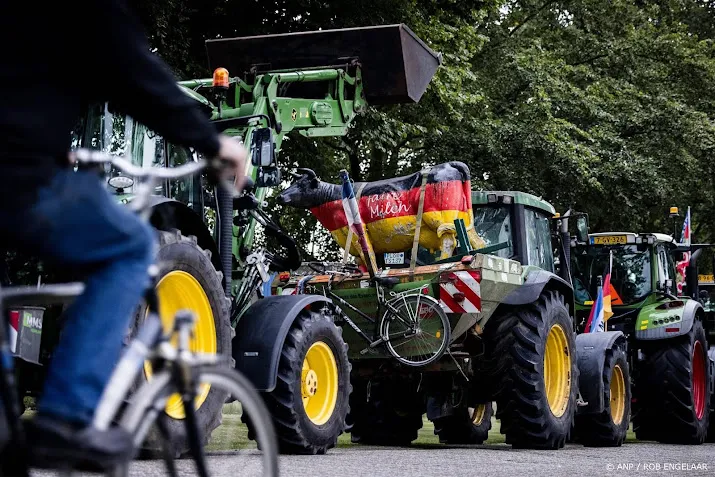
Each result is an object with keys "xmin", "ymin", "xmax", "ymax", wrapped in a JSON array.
[{"xmin": 205, "ymin": 24, "xmax": 442, "ymax": 105}]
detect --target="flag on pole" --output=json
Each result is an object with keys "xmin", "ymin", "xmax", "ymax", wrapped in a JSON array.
[
  {"xmin": 675, "ymin": 206, "xmax": 691, "ymax": 295},
  {"xmin": 339, "ymin": 170, "xmax": 378, "ymax": 277},
  {"xmin": 585, "ymin": 250, "xmax": 614, "ymax": 333}
]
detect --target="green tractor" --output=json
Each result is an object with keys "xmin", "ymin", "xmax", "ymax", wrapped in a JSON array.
[
  {"xmin": 570, "ymin": 231, "xmax": 715, "ymax": 444},
  {"xmin": 6, "ymin": 25, "xmax": 441, "ymax": 455},
  {"xmin": 698, "ymin": 273, "xmax": 715, "ymax": 321},
  {"xmin": 276, "ymin": 190, "xmax": 619, "ymax": 449}
]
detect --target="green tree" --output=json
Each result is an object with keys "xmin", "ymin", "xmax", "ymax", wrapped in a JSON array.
[{"xmin": 131, "ymin": 0, "xmax": 715, "ymax": 259}]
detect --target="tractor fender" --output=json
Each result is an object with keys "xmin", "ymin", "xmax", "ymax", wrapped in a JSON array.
[
  {"xmin": 575, "ymin": 330, "xmax": 627, "ymax": 415},
  {"xmin": 232, "ymin": 295, "xmax": 332, "ymax": 392},
  {"xmin": 144, "ymin": 197, "xmax": 222, "ymax": 277},
  {"xmin": 634, "ymin": 299, "xmax": 701, "ymax": 341},
  {"xmin": 501, "ymin": 268, "xmax": 574, "ymax": 308}
]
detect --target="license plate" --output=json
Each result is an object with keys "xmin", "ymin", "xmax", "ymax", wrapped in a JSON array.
[
  {"xmin": 591, "ymin": 235, "xmax": 627, "ymax": 245},
  {"xmin": 384, "ymin": 252, "xmax": 405, "ymax": 265}
]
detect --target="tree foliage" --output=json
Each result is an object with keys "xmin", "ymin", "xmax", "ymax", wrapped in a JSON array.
[{"xmin": 133, "ymin": 0, "xmax": 715, "ymax": 260}]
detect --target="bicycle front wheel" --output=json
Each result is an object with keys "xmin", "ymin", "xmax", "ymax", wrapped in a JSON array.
[
  {"xmin": 381, "ymin": 293, "xmax": 451, "ymax": 367},
  {"xmin": 116, "ymin": 365, "xmax": 279, "ymax": 477}
]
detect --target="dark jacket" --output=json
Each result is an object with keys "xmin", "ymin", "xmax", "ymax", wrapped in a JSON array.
[{"xmin": 0, "ymin": 0, "xmax": 220, "ymax": 203}]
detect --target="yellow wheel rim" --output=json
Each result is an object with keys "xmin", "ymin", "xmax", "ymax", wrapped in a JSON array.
[
  {"xmin": 144, "ymin": 270, "xmax": 217, "ymax": 419},
  {"xmin": 301, "ymin": 341, "xmax": 338, "ymax": 425},
  {"xmin": 610, "ymin": 364, "xmax": 626, "ymax": 425},
  {"xmin": 470, "ymin": 404, "xmax": 487, "ymax": 426},
  {"xmin": 543, "ymin": 323, "xmax": 571, "ymax": 418}
]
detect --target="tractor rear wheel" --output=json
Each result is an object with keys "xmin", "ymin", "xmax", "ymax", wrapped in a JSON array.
[
  {"xmin": 487, "ymin": 290, "xmax": 578, "ymax": 449},
  {"xmin": 707, "ymin": 348, "xmax": 715, "ymax": 443},
  {"xmin": 133, "ymin": 229, "xmax": 232, "ymax": 457},
  {"xmin": 574, "ymin": 346, "xmax": 630, "ymax": 447},
  {"xmin": 433, "ymin": 402, "xmax": 493, "ymax": 444},
  {"xmin": 634, "ymin": 320, "xmax": 710, "ymax": 444},
  {"xmin": 349, "ymin": 378, "xmax": 424, "ymax": 446},
  {"xmin": 246, "ymin": 309, "xmax": 351, "ymax": 454}
]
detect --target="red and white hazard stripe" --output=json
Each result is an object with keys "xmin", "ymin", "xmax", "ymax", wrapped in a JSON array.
[
  {"xmin": 8, "ymin": 310, "xmax": 19, "ymax": 353},
  {"xmin": 439, "ymin": 271, "xmax": 481, "ymax": 314}
]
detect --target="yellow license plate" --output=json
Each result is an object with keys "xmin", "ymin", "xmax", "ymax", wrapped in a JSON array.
[
  {"xmin": 592, "ymin": 235, "xmax": 627, "ymax": 245},
  {"xmin": 699, "ymin": 274, "xmax": 714, "ymax": 283}
]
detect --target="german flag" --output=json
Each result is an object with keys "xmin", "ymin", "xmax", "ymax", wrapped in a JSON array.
[{"xmin": 311, "ymin": 174, "xmax": 475, "ymax": 255}]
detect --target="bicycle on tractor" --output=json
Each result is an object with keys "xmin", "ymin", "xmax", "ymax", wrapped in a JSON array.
[
  {"xmin": 304, "ymin": 262, "xmax": 450, "ymax": 367},
  {"xmin": 0, "ymin": 149, "xmax": 279, "ymax": 477}
]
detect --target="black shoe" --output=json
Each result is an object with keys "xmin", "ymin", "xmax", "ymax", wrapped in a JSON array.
[{"xmin": 25, "ymin": 414, "xmax": 135, "ymax": 472}]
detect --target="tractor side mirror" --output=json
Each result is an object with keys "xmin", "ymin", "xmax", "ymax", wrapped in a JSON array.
[
  {"xmin": 256, "ymin": 167, "xmax": 281, "ymax": 188},
  {"xmin": 576, "ymin": 215, "xmax": 589, "ymax": 243},
  {"xmin": 659, "ymin": 278, "xmax": 674, "ymax": 295},
  {"xmin": 251, "ymin": 128, "xmax": 276, "ymax": 168}
]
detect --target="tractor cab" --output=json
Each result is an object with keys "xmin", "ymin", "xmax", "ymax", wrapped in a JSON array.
[
  {"xmin": 469, "ymin": 191, "xmax": 556, "ymax": 272},
  {"xmin": 374, "ymin": 190, "xmax": 557, "ymax": 272},
  {"xmin": 698, "ymin": 274, "xmax": 715, "ymax": 341},
  {"xmin": 70, "ymin": 103, "xmax": 207, "ymax": 216},
  {"xmin": 570, "ymin": 232, "xmax": 692, "ymax": 335},
  {"xmin": 699, "ymin": 274, "xmax": 715, "ymax": 309}
]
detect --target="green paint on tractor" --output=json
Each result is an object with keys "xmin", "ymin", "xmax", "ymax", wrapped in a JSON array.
[{"xmin": 571, "ymin": 231, "xmax": 692, "ymax": 338}]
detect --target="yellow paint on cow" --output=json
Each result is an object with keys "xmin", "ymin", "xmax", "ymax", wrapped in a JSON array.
[{"xmin": 334, "ymin": 210, "xmax": 486, "ymax": 259}]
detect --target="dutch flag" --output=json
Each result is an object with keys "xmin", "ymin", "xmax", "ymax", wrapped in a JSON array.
[{"xmin": 586, "ymin": 250, "xmax": 614, "ymax": 333}]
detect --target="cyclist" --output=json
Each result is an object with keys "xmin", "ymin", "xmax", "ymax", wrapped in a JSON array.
[{"xmin": 0, "ymin": 0, "xmax": 247, "ymax": 468}]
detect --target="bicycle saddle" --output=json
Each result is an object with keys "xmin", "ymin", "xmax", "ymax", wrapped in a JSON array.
[{"xmin": 372, "ymin": 276, "xmax": 400, "ymax": 288}]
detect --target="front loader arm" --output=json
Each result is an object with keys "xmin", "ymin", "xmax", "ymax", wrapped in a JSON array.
[{"xmin": 179, "ymin": 65, "xmax": 367, "ymax": 293}]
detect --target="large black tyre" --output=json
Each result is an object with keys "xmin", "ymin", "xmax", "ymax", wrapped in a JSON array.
[
  {"xmin": 633, "ymin": 320, "xmax": 710, "ymax": 444},
  {"xmin": 133, "ymin": 229, "xmax": 232, "ymax": 457},
  {"xmin": 246, "ymin": 309, "xmax": 351, "ymax": 454},
  {"xmin": 707, "ymin": 348, "xmax": 715, "ymax": 443},
  {"xmin": 433, "ymin": 401, "xmax": 493, "ymax": 444},
  {"xmin": 486, "ymin": 290, "xmax": 578, "ymax": 449},
  {"xmin": 574, "ymin": 345, "xmax": 630, "ymax": 447},
  {"xmin": 349, "ymin": 378, "xmax": 424, "ymax": 446}
]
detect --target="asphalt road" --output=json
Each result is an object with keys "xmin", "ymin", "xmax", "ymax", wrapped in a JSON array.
[{"xmin": 40, "ymin": 442, "xmax": 712, "ymax": 477}]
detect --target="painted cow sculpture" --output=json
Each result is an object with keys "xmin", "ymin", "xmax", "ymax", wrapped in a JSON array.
[{"xmin": 278, "ymin": 161, "xmax": 485, "ymax": 260}]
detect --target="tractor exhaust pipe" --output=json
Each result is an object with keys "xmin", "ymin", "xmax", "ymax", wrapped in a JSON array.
[
  {"xmin": 685, "ymin": 248, "xmax": 703, "ymax": 299},
  {"xmin": 559, "ymin": 210, "xmax": 572, "ymax": 283},
  {"xmin": 217, "ymin": 186, "xmax": 234, "ymax": 296}
]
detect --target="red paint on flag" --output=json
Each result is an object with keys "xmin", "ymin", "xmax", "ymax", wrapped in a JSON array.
[{"xmin": 310, "ymin": 180, "xmax": 470, "ymax": 231}]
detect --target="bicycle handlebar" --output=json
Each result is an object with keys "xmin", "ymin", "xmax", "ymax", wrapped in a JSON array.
[
  {"xmin": 70, "ymin": 149, "xmax": 238, "ymax": 199},
  {"xmin": 72, "ymin": 149, "xmax": 208, "ymax": 181}
]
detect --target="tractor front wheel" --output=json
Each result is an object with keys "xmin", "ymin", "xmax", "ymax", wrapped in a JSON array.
[
  {"xmin": 487, "ymin": 290, "xmax": 578, "ymax": 449},
  {"xmin": 133, "ymin": 229, "xmax": 232, "ymax": 457},
  {"xmin": 251, "ymin": 309, "xmax": 351, "ymax": 454},
  {"xmin": 634, "ymin": 320, "xmax": 710, "ymax": 444},
  {"xmin": 574, "ymin": 346, "xmax": 631, "ymax": 447}
]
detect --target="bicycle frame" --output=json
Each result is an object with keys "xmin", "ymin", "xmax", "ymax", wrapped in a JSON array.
[
  {"xmin": 319, "ymin": 274, "xmax": 431, "ymax": 352},
  {"xmin": 0, "ymin": 150, "xmax": 226, "ymax": 476}
]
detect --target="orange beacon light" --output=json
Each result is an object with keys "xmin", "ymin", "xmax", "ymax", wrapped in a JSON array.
[{"xmin": 212, "ymin": 67, "xmax": 230, "ymax": 89}]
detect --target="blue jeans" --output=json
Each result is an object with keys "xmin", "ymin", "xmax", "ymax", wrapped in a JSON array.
[{"xmin": 0, "ymin": 169, "xmax": 155, "ymax": 425}]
